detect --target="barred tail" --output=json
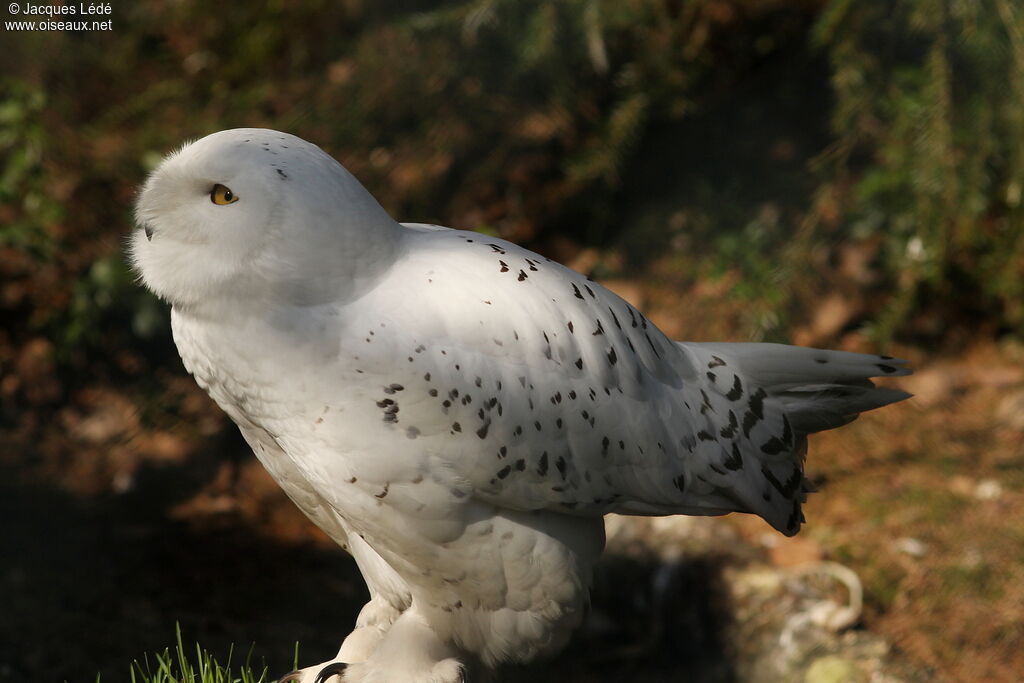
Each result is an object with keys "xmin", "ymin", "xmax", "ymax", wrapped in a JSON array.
[
  {"xmin": 683, "ymin": 342, "xmax": 911, "ymax": 432},
  {"xmin": 675, "ymin": 342, "xmax": 911, "ymax": 535}
]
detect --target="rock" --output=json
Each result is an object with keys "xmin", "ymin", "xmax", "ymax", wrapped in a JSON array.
[
  {"xmin": 974, "ymin": 479, "xmax": 1003, "ymax": 501},
  {"xmin": 894, "ymin": 537, "xmax": 928, "ymax": 558},
  {"xmin": 805, "ymin": 656, "xmax": 866, "ymax": 683}
]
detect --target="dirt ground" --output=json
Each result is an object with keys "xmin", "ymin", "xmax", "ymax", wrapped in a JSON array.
[{"xmin": 2, "ymin": 276, "xmax": 1022, "ymax": 682}]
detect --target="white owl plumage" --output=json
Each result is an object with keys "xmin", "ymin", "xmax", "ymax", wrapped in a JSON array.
[{"xmin": 131, "ymin": 129, "xmax": 909, "ymax": 683}]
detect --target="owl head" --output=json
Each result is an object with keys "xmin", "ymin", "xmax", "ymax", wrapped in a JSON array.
[{"xmin": 130, "ymin": 128, "xmax": 399, "ymax": 310}]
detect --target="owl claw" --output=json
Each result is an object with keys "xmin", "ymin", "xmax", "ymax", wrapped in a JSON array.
[{"xmin": 314, "ymin": 662, "xmax": 348, "ymax": 683}]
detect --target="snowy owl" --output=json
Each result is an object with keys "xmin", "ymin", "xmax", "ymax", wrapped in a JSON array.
[{"xmin": 131, "ymin": 129, "xmax": 910, "ymax": 683}]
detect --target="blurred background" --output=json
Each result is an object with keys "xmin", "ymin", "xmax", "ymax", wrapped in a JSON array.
[{"xmin": 2, "ymin": 1, "xmax": 1022, "ymax": 681}]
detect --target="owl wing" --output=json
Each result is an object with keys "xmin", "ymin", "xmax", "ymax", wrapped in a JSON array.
[{"xmin": 340, "ymin": 225, "xmax": 908, "ymax": 535}]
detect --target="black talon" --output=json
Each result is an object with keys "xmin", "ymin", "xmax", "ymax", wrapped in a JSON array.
[
  {"xmin": 314, "ymin": 662, "xmax": 348, "ymax": 683},
  {"xmin": 276, "ymin": 671, "xmax": 303, "ymax": 683}
]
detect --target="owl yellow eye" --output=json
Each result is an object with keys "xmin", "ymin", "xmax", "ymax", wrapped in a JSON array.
[{"xmin": 210, "ymin": 184, "xmax": 239, "ymax": 205}]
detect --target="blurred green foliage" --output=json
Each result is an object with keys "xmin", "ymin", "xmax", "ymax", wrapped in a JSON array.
[
  {"xmin": 60, "ymin": 254, "xmax": 168, "ymax": 350},
  {"xmin": 814, "ymin": 0, "xmax": 1024, "ymax": 341},
  {"xmin": 0, "ymin": 79, "xmax": 62, "ymax": 257},
  {"xmin": 2, "ymin": 0, "xmax": 1020, "ymax": 379}
]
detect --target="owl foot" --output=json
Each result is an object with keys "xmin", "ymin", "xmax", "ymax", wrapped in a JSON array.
[
  {"xmin": 315, "ymin": 662, "xmax": 349, "ymax": 682},
  {"xmin": 340, "ymin": 658, "xmax": 465, "ymax": 683},
  {"xmin": 278, "ymin": 658, "xmax": 464, "ymax": 683},
  {"xmin": 276, "ymin": 661, "xmax": 347, "ymax": 683},
  {"xmin": 329, "ymin": 607, "xmax": 467, "ymax": 683}
]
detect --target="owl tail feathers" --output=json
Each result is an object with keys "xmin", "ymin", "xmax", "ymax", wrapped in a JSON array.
[
  {"xmin": 675, "ymin": 342, "xmax": 911, "ymax": 536},
  {"xmin": 683, "ymin": 342, "xmax": 912, "ymax": 433}
]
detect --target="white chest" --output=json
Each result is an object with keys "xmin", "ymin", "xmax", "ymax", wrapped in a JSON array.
[{"xmin": 168, "ymin": 304, "xmax": 417, "ymax": 478}]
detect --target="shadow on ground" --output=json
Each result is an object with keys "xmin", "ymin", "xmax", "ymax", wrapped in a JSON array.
[
  {"xmin": 1, "ymin": 449, "xmax": 737, "ymax": 682},
  {"xmin": 0, "ymin": 463, "xmax": 362, "ymax": 681}
]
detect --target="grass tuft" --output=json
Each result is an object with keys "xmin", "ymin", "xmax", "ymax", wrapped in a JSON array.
[{"xmin": 125, "ymin": 624, "xmax": 272, "ymax": 683}]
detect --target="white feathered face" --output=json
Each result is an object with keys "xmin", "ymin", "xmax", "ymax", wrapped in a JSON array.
[
  {"xmin": 132, "ymin": 127, "xmax": 402, "ymax": 310},
  {"xmin": 131, "ymin": 129, "xmax": 295, "ymax": 307}
]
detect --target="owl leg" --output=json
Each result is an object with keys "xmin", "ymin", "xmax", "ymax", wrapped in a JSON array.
[
  {"xmin": 276, "ymin": 594, "xmax": 405, "ymax": 682},
  {"xmin": 335, "ymin": 594, "xmax": 403, "ymax": 662},
  {"xmin": 338, "ymin": 606, "xmax": 467, "ymax": 683}
]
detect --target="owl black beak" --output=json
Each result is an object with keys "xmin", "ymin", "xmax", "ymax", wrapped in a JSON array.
[{"xmin": 143, "ymin": 224, "xmax": 154, "ymax": 241}]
